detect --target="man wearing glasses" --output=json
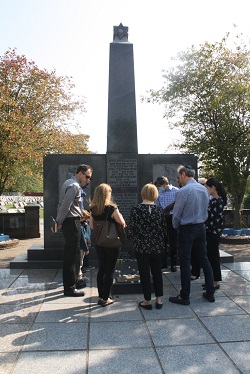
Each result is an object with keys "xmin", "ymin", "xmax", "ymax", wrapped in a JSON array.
[
  {"xmin": 169, "ymin": 165, "xmax": 215, "ymax": 305},
  {"xmin": 56, "ymin": 164, "xmax": 93, "ymax": 297}
]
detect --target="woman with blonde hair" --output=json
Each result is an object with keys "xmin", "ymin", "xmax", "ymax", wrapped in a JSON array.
[
  {"xmin": 89, "ymin": 183, "xmax": 126, "ymax": 307},
  {"xmin": 127, "ymin": 183, "xmax": 166, "ymax": 310}
]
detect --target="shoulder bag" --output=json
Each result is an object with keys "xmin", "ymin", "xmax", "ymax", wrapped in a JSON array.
[{"xmin": 93, "ymin": 206, "xmax": 125, "ymax": 248}]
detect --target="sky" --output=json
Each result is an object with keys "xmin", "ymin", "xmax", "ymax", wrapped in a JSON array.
[{"xmin": 1, "ymin": 0, "xmax": 250, "ymax": 154}]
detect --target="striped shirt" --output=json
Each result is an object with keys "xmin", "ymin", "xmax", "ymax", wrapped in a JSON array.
[{"xmin": 155, "ymin": 185, "xmax": 179, "ymax": 214}]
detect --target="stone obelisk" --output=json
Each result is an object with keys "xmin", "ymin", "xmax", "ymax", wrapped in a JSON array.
[
  {"xmin": 11, "ymin": 24, "xmax": 198, "ymax": 269},
  {"xmin": 107, "ymin": 23, "xmax": 138, "ymax": 153}
]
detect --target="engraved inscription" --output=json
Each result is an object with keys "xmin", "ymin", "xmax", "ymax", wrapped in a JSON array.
[
  {"xmin": 113, "ymin": 192, "xmax": 138, "ymax": 222},
  {"xmin": 108, "ymin": 159, "xmax": 137, "ymax": 187}
]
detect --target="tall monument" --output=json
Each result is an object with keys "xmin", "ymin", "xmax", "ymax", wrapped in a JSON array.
[
  {"xmin": 107, "ymin": 23, "xmax": 138, "ymax": 153},
  {"xmin": 11, "ymin": 24, "xmax": 197, "ymax": 268}
]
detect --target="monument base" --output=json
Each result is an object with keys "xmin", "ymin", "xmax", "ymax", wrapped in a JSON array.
[
  {"xmin": 10, "ymin": 245, "xmax": 63, "ymax": 269},
  {"xmin": 10, "ymin": 246, "xmax": 234, "ymax": 269}
]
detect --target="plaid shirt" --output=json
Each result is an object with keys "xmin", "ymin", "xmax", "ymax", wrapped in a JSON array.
[{"xmin": 155, "ymin": 185, "xmax": 179, "ymax": 214}]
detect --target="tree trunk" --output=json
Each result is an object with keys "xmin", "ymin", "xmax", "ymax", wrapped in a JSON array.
[{"xmin": 233, "ymin": 199, "xmax": 242, "ymax": 230}]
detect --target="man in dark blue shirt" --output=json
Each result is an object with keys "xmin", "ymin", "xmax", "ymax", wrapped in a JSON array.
[{"xmin": 169, "ymin": 165, "xmax": 215, "ymax": 305}]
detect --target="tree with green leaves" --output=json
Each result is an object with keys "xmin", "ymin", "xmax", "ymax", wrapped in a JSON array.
[
  {"xmin": 0, "ymin": 48, "xmax": 90, "ymax": 195},
  {"xmin": 146, "ymin": 33, "xmax": 250, "ymax": 229}
]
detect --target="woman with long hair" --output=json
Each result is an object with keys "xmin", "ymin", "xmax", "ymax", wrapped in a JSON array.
[
  {"xmin": 89, "ymin": 183, "xmax": 126, "ymax": 307},
  {"xmin": 204, "ymin": 177, "xmax": 227, "ymax": 290}
]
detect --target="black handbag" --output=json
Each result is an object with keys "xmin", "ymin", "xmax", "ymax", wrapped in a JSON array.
[{"xmin": 93, "ymin": 206, "xmax": 125, "ymax": 248}]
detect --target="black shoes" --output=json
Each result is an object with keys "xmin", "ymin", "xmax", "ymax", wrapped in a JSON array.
[
  {"xmin": 64, "ymin": 288, "xmax": 85, "ymax": 297},
  {"xmin": 139, "ymin": 301, "xmax": 152, "ymax": 310},
  {"xmin": 169, "ymin": 294, "xmax": 190, "ymax": 305},
  {"xmin": 202, "ymin": 284, "xmax": 220, "ymax": 290},
  {"xmin": 171, "ymin": 266, "xmax": 177, "ymax": 272},
  {"xmin": 203, "ymin": 292, "xmax": 215, "ymax": 302},
  {"xmin": 156, "ymin": 302, "xmax": 163, "ymax": 309},
  {"xmin": 86, "ymin": 265, "xmax": 95, "ymax": 270},
  {"xmin": 76, "ymin": 279, "xmax": 87, "ymax": 289},
  {"xmin": 191, "ymin": 275, "xmax": 200, "ymax": 281}
]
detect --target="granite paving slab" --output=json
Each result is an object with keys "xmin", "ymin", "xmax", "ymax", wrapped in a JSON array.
[
  {"xmin": 12, "ymin": 351, "xmax": 87, "ymax": 374},
  {"xmin": 88, "ymin": 348, "xmax": 163, "ymax": 374},
  {"xmin": 222, "ymin": 262, "xmax": 250, "ymax": 271},
  {"xmin": 146, "ymin": 318, "xmax": 214, "ymax": 346},
  {"xmin": 90, "ymin": 301, "xmax": 143, "ymax": 322},
  {"xmin": 221, "ymin": 269, "xmax": 246, "ymax": 282},
  {"xmin": 9, "ymin": 277, "xmax": 53, "ymax": 289},
  {"xmin": 231, "ymin": 295, "xmax": 250, "ymax": 314},
  {"xmin": 0, "ymin": 323, "xmax": 32, "ymax": 352},
  {"xmin": 190, "ymin": 295, "xmax": 247, "ymax": 317},
  {"xmin": 201, "ymin": 315, "xmax": 250, "ymax": 342},
  {"xmin": 157, "ymin": 344, "xmax": 241, "ymax": 374},
  {"xmin": 0, "ymin": 268, "xmax": 23, "ymax": 278},
  {"xmin": 0, "ymin": 260, "xmax": 250, "ymax": 373},
  {"xmin": 111, "ymin": 293, "xmax": 144, "ymax": 301},
  {"xmin": 19, "ymin": 269, "xmax": 58, "ymax": 278},
  {"xmin": 45, "ymin": 279, "xmax": 64, "ymax": 291},
  {"xmin": 44, "ymin": 288, "xmax": 89, "ymax": 304},
  {"xmin": 140, "ymin": 302, "xmax": 196, "ymax": 320},
  {"xmin": 35, "ymin": 302, "xmax": 90, "ymax": 323},
  {"xmin": 221, "ymin": 341, "xmax": 250, "ymax": 373},
  {"xmin": 89, "ymin": 321, "xmax": 152, "ymax": 349},
  {"xmin": 0, "ymin": 352, "xmax": 19, "ymax": 374},
  {"xmin": 221, "ymin": 281, "xmax": 250, "ymax": 296},
  {"xmin": 0, "ymin": 279, "xmax": 17, "ymax": 290},
  {"xmin": 22, "ymin": 322, "xmax": 88, "ymax": 351},
  {"xmin": 189, "ymin": 284, "xmax": 225, "ymax": 298},
  {"xmin": 232, "ymin": 270, "xmax": 250, "ymax": 281},
  {"xmin": 0, "ymin": 303, "xmax": 42, "ymax": 324},
  {"xmin": 0, "ymin": 288, "xmax": 47, "ymax": 303},
  {"xmin": 161, "ymin": 284, "xmax": 179, "ymax": 298},
  {"xmin": 163, "ymin": 271, "xmax": 182, "ymax": 285}
]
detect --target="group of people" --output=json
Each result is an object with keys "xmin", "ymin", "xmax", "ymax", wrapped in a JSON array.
[{"xmin": 55, "ymin": 163, "xmax": 227, "ymax": 309}]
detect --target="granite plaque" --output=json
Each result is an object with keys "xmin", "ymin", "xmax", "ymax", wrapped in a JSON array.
[
  {"xmin": 112, "ymin": 192, "xmax": 138, "ymax": 222},
  {"xmin": 107, "ymin": 159, "xmax": 137, "ymax": 187},
  {"xmin": 153, "ymin": 163, "xmax": 180, "ymax": 186}
]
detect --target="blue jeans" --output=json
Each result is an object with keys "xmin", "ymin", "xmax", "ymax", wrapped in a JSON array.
[{"xmin": 178, "ymin": 223, "xmax": 214, "ymax": 300}]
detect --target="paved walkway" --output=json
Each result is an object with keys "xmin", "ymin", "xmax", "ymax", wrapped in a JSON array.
[{"xmin": 1, "ymin": 260, "xmax": 250, "ymax": 373}]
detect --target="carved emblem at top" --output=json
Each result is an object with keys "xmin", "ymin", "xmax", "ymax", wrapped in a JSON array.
[{"xmin": 113, "ymin": 23, "xmax": 128, "ymax": 42}]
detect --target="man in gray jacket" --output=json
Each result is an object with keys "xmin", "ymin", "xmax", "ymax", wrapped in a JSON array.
[{"xmin": 56, "ymin": 164, "xmax": 93, "ymax": 296}]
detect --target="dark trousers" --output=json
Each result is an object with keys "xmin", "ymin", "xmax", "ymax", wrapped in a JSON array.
[
  {"xmin": 166, "ymin": 215, "xmax": 178, "ymax": 267},
  {"xmin": 178, "ymin": 223, "xmax": 214, "ymax": 300},
  {"xmin": 191, "ymin": 247, "xmax": 201, "ymax": 277},
  {"xmin": 62, "ymin": 218, "xmax": 81, "ymax": 291},
  {"xmin": 206, "ymin": 232, "xmax": 222, "ymax": 281},
  {"xmin": 96, "ymin": 246, "xmax": 119, "ymax": 300},
  {"xmin": 136, "ymin": 252, "xmax": 163, "ymax": 301}
]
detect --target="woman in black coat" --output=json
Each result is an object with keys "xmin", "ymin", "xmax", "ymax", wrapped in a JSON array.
[{"xmin": 127, "ymin": 183, "xmax": 166, "ymax": 310}]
